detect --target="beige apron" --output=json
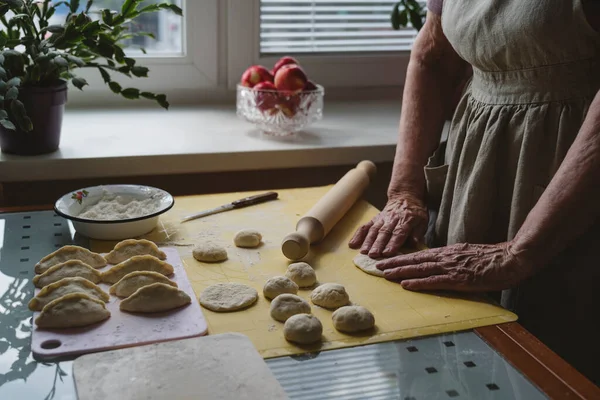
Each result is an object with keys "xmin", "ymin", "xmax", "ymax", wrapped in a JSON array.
[{"xmin": 425, "ymin": 0, "xmax": 600, "ymax": 384}]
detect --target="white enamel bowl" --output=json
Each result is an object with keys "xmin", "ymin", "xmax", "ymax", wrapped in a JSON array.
[{"xmin": 54, "ymin": 185, "xmax": 174, "ymax": 240}]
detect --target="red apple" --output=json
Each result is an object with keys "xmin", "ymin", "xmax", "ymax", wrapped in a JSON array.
[
  {"xmin": 253, "ymin": 81, "xmax": 278, "ymax": 112},
  {"xmin": 303, "ymin": 80, "xmax": 318, "ymax": 91},
  {"xmin": 241, "ymin": 65, "xmax": 273, "ymax": 88},
  {"xmin": 274, "ymin": 64, "xmax": 307, "ymax": 94},
  {"xmin": 278, "ymin": 93, "xmax": 301, "ymax": 118},
  {"xmin": 272, "ymin": 56, "xmax": 299, "ymax": 76}
]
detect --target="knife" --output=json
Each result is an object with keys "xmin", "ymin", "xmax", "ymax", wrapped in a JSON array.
[{"xmin": 180, "ymin": 191, "xmax": 279, "ymax": 223}]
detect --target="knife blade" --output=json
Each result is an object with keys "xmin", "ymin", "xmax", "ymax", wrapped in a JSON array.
[{"xmin": 180, "ymin": 191, "xmax": 279, "ymax": 223}]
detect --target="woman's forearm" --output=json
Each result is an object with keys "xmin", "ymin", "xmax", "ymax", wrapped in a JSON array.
[
  {"xmin": 512, "ymin": 90, "xmax": 600, "ymax": 269},
  {"xmin": 389, "ymin": 13, "xmax": 469, "ymax": 200}
]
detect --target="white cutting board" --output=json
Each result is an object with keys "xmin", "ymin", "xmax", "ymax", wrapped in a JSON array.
[
  {"xmin": 31, "ymin": 247, "xmax": 208, "ymax": 359},
  {"xmin": 73, "ymin": 333, "xmax": 289, "ymax": 400}
]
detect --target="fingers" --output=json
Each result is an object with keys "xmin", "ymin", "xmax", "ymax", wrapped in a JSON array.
[
  {"xmin": 383, "ymin": 263, "xmax": 446, "ymax": 280},
  {"xmin": 348, "ymin": 221, "xmax": 373, "ymax": 249},
  {"xmin": 401, "ymin": 275, "xmax": 462, "ymax": 291},
  {"xmin": 368, "ymin": 216, "xmax": 399, "ymax": 258},
  {"xmin": 376, "ymin": 251, "xmax": 440, "ymax": 270},
  {"xmin": 360, "ymin": 219, "xmax": 384, "ymax": 254},
  {"xmin": 381, "ymin": 223, "xmax": 411, "ymax": 257}
]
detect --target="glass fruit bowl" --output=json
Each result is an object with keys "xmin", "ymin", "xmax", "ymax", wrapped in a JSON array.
[{"xmin": 236, "ymin": 84, "xmax": 325, "ymax": 136}]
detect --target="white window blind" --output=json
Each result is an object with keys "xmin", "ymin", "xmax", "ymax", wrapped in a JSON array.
[{"xmin": 260, "ymin": 0, "xmax": 419, "ymax": 54}]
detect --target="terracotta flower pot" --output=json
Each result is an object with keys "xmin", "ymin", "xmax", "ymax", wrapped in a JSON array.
[{"xmin": 0, "ymin": 80, "xmax": 68, "ymax": 156}]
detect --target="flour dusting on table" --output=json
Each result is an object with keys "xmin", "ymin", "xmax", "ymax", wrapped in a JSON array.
[{"xmin": 78, "ymin": 191, "xmax": 161, "ymax": 220}]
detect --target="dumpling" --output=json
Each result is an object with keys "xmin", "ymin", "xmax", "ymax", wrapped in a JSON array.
[
  {"xmin": 35, "ymin": 245, "xmax": 106, "ymax": 274},
  {"xmin": 29, "ymin": 277, "xmax": 110, "ymax": 311},
  {"xmin": 120, "ymin": 283, "xmax": 191, "ymax": 313},
  {"xmin": 101, "ymin": 255, "xmax": 174, "ymax": 284},
  {"xmin": 35, "ymin": 293, "xmax": 111, "ymax": 329},
  {"xmin": 105, "ymin": 239, "xmax": 167, "ymax": 265},
  {"xmin": 109, "ymin": 271, "xmax": 178, "ymax": 298},
  {"xmin": 33, "ymin": 260, "xmax": 102, "ymax": 288}
]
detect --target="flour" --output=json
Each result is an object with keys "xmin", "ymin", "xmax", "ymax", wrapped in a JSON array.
[{"xmin": 78, "ymin": 192, "xmax": 160, "ymax": 221}]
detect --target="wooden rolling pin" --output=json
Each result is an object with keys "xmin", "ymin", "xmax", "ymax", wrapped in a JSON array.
[{"xmin": 281, "ymin": 160, "xmax": 377, "ymax": 260}]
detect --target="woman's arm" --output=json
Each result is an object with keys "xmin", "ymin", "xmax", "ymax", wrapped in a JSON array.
[
  {"xmin": 350, "ymin": 12, "xmax": 470, "ymax": 257},
  {"xmin": 511, "ymin": 90, "xmax": 600, "ymax": 269},
  {"xmin": 389, "ymin": 12, "xmax": 469, "ymax": 201},
  {"xmin": 376, "ymin": 90, "xmax": 600, "ymax": 291}
]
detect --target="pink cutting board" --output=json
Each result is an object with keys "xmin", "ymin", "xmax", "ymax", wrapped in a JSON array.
[{"xmin": 31, "ymin": 247, "xmax": 208, "ymax": 359}]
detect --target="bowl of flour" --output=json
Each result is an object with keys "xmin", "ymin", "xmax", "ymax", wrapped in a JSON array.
[{"xmin": 54, "ymin": 185, "xmax": 174, "ymax": 240}]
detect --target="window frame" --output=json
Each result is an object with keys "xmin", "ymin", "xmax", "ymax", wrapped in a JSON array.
[
  {"xmin": 226, "ymin": 0, "xmax": 411, "ymax": 90},
  {"xmin": 67, "ymin": 0, "xmax": 221, "ymax": 105}
]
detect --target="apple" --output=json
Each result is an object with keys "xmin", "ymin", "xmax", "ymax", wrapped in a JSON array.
[
  {"xmin": 303, "ymin": 80, "xmax": 318, "ymax": 91},
  {"xmin": 241, "ymin": 65, "xmax": 273, "ymax": 88},
  {"xmin": 272, "ymin": 56, "xmax": 299, "ymax": 76},
  {"xmin": 253, "ymin": 81, "xmax": 278, "ymax": 112},
  {"xmin": 278, "ymin": 93, "xmax": 301, "ymax": 118},
  {"xmin": 274, "ymin": 64, "xmax": 307, "ymax": 94}
]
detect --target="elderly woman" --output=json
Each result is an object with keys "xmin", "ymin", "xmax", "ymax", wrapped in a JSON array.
[{"xmin": 349, "ymin": 0, "xmax": 600, "ymax": 384}]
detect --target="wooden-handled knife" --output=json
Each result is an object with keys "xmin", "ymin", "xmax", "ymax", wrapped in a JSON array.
[{"xmin": 180, "ymin": 191, "xmax": 279, "ymax": 223}]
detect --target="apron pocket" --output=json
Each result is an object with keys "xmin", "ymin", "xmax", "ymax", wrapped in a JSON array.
[{"xmin": 424, "ymin": 141, "xmax": 448, "ymax": 210}]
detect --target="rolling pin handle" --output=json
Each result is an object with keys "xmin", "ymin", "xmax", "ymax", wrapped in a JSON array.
[
  {"xmin": 281, "ymin": 232, "xmax": 310, "ymax": 261},
  {"xmin": 356, "ymin": 160, "xmax": 377, "ymax": 182}
]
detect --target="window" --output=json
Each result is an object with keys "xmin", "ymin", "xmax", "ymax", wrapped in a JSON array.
[
  {"xmin": 228, "ymin": 0, "xmax": 415, "ymax": 89},
  {"xmin": 259, "ymin": 0, "xmax": 417, "ymax": 54}
]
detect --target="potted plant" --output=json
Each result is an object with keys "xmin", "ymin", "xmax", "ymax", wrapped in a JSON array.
[{"xmin": 0, "ymin": 0, "xmax": 182, "ymax": 156}]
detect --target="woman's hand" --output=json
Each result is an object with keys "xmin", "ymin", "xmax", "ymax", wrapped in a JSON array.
[
  {"xmin": 376, "ymin": 242, "xmax": 534, "ymax": 292},
  {"xmin": 348, "ymin": 192, "xmax": 428, "ymax": 258}
]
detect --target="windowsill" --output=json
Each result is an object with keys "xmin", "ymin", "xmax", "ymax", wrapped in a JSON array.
[{"xmin": 0, "ymin": 100, "xmax": 401, "ymax": 182}]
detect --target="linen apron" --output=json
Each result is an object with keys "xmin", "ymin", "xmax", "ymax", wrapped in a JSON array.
[{"xmin": 425, "ymin": 0, "xmax": 600, "ymax": 383}]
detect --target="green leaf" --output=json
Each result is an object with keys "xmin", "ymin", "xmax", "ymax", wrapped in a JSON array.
[
  {"xmin": 44, "ymin": 25, "xmax": 65, "ymax": 34},
  {"xmin": 131, "ymin": 65, "xmax": 148, "ymax": 77},
  {"xmin": 408, "ymin": 9, "xmax": 424, "ymax": 30},
  {"xmin": 113, "ymin": 45, "xmax": 125, "ymax": 63},
  {"xmin": 155, "ymin": 94, "xmax": 169, "ymax": 110},
  {"xmin": 121, "ymin": 88, "xmax": 139, "ymax": 99},
  {"xmin": 85, "ymin": 0, "xmax": 93, "ymax": 12},
  {"xmin": 108, "ymin": 81, "xmax": 121, "ymax": 93},
  {"xmin": 117, "ymin": 66, "xmax": 130, "ymax": 75},
  {"xmin": 124, "ymin": 57, "xmax": 135, "ymax": 68},
  {"xmin": 5, "ymin": 86, "xmax": 18, "ymax": 100},
  {"xmin": 0, "ymin": 119, "xmax": 16, "ymax": 131},
  {"xmin": 4, "ymin": 1, "xmax": 24, "ymax": 9},
  {"xmin": 0, "ymin": 81, "xmax": 7, "ymax": 95},
  {"xmin": 97, "ymin": 66, "xmax": 110, "ymax": 83},
  {"xmin": 66, "ymin": 55, "xmax": 85, "ymax": 67},
  {"xmin": 399, "ymin": 9, "xmax": 408, "ymax": 26},
  {"xmin": 53, "ymin": 56, "xmax": 69, "ymax": 68},
  {"xmin": 11, "ymin": 100, "xmax": 33, "ymax": 132},
  {"xmin": 102, "ymin": 9, "xmax": 113, "ymax": 25},
  {"xmin": 121, "ymin": 0, "xmax": 138, "ymax": 17},
  {"xmin": 6, "ymin": 77, "xmax": 20, "ymax": 87},
  {"xmin": 0, "ymin": 4, "xmax": 9, "ymax": 18},
  {"xmin": 140, "ymin": 91, "xmax": 155, "ymax": 100},
  {"xmin": 72, "ymin": 77, "xmax": 88, "ymax": 90},
  {"xmin": 70, "ymin": 0, "xmax": 80, "ymax": 13},
  {"xmin": 391, "ymin": 3, "xmax": 401, "ymax": 30},
  {"xmin": 0, "ymin": 66, "xmax": 6, "ymax": 79},
  {"xmin": 0, "ymin": 110, "xmax": 8, "ymax": 119}
]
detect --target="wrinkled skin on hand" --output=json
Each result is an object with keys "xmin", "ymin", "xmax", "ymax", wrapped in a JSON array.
[
  {"xmin": 348, "ymin": 192, "xmax": 428, "ymax": 258},
  {"xmin": 376, "ymin": 242, "xmax": 534, "ymax": 292}
]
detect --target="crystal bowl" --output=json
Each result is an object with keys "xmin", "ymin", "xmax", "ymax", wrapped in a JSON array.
[{"xmin": 236, "ymin": 84, "xmax": 324, "ymax": 136}]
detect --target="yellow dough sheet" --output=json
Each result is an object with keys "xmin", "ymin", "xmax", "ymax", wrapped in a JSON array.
[{"xmin": 91, "ymin": 186, "xmax": 517, "ymax": 358}]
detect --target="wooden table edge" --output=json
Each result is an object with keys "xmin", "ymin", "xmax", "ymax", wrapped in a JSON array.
[
  {"xmin": 2, "ymin": 205, "xmax": 598, "ymax": 397},
  {"xmin": 475, "ymin": 322, "xmax": 600, "ymax": 399}
]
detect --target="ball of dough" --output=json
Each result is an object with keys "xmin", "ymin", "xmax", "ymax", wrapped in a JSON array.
[
  {"xmin": 310, "ymin": 283, "xmax": 350, "ymax": 309},
  {"xmin": 263, "ymin": 276, "xmax": 299, "ymax": 300},
  {"xmin": 285, "ymin": 262, "xmax": 317, "ymax": 288},
  {"xmin": 353, "ymin": 254, "xmax": 385, "ymax": 277},
  {"xmin": 233, "ymin": 229, "xmax": 262, "ymax": 248},
  {"xmin": 283, "ymin": 313, "xmax": 323, "ymax": 344},
  {"xmin": 270, "ymin": 294, "xmax": 311, "ymax": 322},
  {"xmin": 193, "ymin": 242, "xmax": 228, "ymax": 263},
  {"xmin": 332, "ymin": 306, "xmax": 375, "ymax": 333},
  {"xmin": 199, "ymin": 283, "xmax": 258, "ymax": 312}
]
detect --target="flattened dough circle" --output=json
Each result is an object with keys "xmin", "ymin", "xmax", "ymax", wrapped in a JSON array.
[
  {"xmin": 193, "ymin": 243, "xmax": 228, "ymax": 263},
  {"xmin": 353, "ymin": 253, "xmax": 385, "ymax": 277},
  {"xmin": 199, "ymin": 283, "xmax": 258, "ymax": 312}
]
